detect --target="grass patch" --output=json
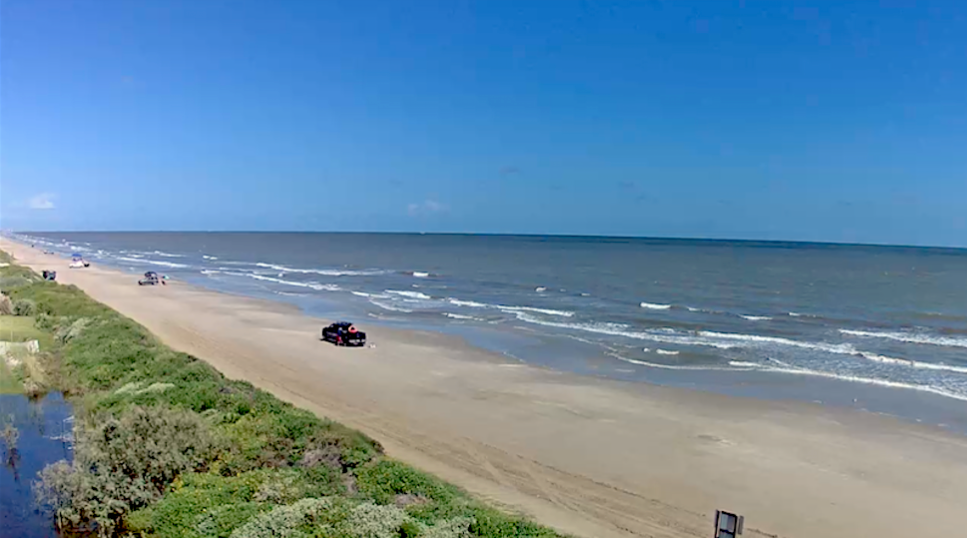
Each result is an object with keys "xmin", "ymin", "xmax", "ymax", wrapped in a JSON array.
[
  {"xmin": 0, "ymin": 359, "xmax": 22, "ymax": 393},
  {"xmin": 0, "ymin": 315, "xmax": 48, "ymax": 344},
  {"xmin": 1, "ymin": 251, "xmax": 565, "ymax": 538}
]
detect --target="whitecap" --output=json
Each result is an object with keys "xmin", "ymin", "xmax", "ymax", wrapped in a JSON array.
[
  {"xmin": 222, "ymin": 271, "xmax": 340, "ymax": 291},
  {"xmin": 116, "ymin": 256, "xmax": 189, "ymax": 269},
  {"xmin": 152, "ymin": 250, "xmax": 184, "ymax": 258},
  {"xmin": 254, "ymin": 262, "xmax": 385, "ymax": 276},
  {"xmin": 369, "ymin": 299, "xmax": 413, "ymax": 313},
  {"xmin": 640, "ymin": 302, "xmax": 671, "ymax": 310},
  {"xmin": 442, "ymin": 312, "xmax": 484, "ymax": 321},
  {"xmin": 738, "ymin": 360, "xmax": 967, "ymax": 402},
  {"xmin": 386, "ymin": 290, "xmax": 432, "ymax": 300},
  {"xmin": 840, "ymin": 329, "xmax": 967, "ymax": 349},
  {"xmin": 413, "ymin": 272, "xmax": 430, "ymax": 278},
  {"xmin": 535, "ymin": 286, "xmax": 547, "ymax": 292},
  {"xmin": 856, "ymin": 352, "xmax": 967, "ymax": 375},
  {"xmin": 739, "ymin": 315, "xmax": 772, "ymax": 321},
  {"xmin": 655, "ymin": 349, "xmax": 680, "ymax": 356}
]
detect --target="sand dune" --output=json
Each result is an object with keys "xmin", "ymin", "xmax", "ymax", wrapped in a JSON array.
[{"xmin": 5, "ymin": 237, "xmax": 967, "ymax": 538}]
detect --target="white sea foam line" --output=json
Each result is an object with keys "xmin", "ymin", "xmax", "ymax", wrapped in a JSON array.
[
  {"xmin": 840, "ymin": 329, "xmax": 967, "ymax": 349},
  {"xmin": 352, "ymin": 291, "xmax": 389, "ymax": 298},
  {"xmin": 445, "ymin": 297, "xmax": 573, "ymax": 317},
  {"xmin": 655, "ymin": 349, "xmax": 680, "ymax": 356},
  {"xmin": 856, "ymin": 352, "xmax": 967, "ymax": 375},
  {"xmin": 443, "ymin": 312, "xmax": 484, "ymax": 321},
  {"xmin": 640, "ymin": 302, "xmax": 671, "ymax": 310},
  {"xmin": 697, "ymin": 330, "xmax": 856, "ymax": 354},
  {"xmin": 742, "ymin": 360, "xmax": 967, "ymax": 403},
  {"xmin": 202, "ymin": 255, "xmax": 218, "ymax": 260},
  {"xmin": 739, "ymin": 315, "xmax": 772, "ymax": 321},
  {"xmin": 412, "ymin": 272, "xmax": 429, "ymax": 278},
  {"xmin": 513, "ymin": 313, "xmax": 743, "ymax": 349},
  {"xmin": 448, "ymin": 298, "xmax": 488, "ymax": 308},
  {"xmin": 223, "ymin": 271, "xmax": 340, "ymax": 291},
  {"xmin": 116, "ymin": 256, "xmax": 189, "ymax": 268},
  {"xmin": 609, "ymin": 353, "xmax": 746, "ymax": 371},
  {"xmin": 386, "ymin": 289, "xmax": 432, "ymax": 300},
  {"xmin": 151, "ymin": 250, "xmax": 184, "ymax": 258},
  {"xmin": 368, "ymin": 299, "xmax": 413, "ymax": 313},
  {"xmin": 254, "ymin": 262, "xmax": 384, "ymax": 276}
]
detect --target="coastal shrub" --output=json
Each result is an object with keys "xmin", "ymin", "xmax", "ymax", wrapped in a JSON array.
[
  {"xmin": 229, "ymin": 497, "xmax": 337, "ymax": 538},
  {"xmin": 0, "ymin": 293, "xmax": 12, "ymax": 315},
  {"xmin": 12, "ymin": 298, "xmax": 36, "ymax": 316},
  {"xmin": 36, "ymin": 405, "xmax": 217, "ymax": 536},
  {"xmin": 126, "ymin": 471, "xmax": 271, "ymax": 537},
  {"xmin": 356, "ymin": 459, "xmax": 461, "ymax": 507}
]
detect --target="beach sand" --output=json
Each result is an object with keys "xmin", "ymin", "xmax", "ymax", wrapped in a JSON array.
[{"xmin": 5, "ymin": 237, "xmax": 967, "ymax": 538}]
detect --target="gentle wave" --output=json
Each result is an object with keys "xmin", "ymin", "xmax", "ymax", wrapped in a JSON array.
[
  {"xmin": 386, "ymin": 290, "xmax": 432, "ymax": 300},
  {"xmin": 745, "ymin": 360, "xmax": 967, "ymax": 402},
  {"xmin": 254, "ymin": 262, "xmax": 384, "ymax": 277},
  {"xmin": 513, "ymin": 314, "xmax": 741, "ymax": 349},
  {"xmin": 116, "ymin": 256, "xmax": 189, "ymax": 269},
  {"xmin": 640, "ymin": 302, "xmax": 671, "ymax": 310},
  {"xmin": 697, "ymin": 330, "xmax": 855, "ymax": 354},
  {"xmin": 369, "ymin": 299, "xmax": 413, "ymax": 313},
  {"xmin": 413, "ymin": 272, "xmax": 430, "ymax": 278},
  {"xmin": 152, "ymin": 250, "xmax": 184, "ymax": 258},
  {"xmin": 739, "ymin": 315, "xmax": 772, "ymax": 321},
  {"xmin": 856, "ymin": 352, "xmax": 967, "ymax": 375},
  {"xmin": 223, "ymin": 271, "xmax": 340, "ymax": 291},
  {"xmin": 443, "ymin": 312, "xmax": 484, "ymax": 321},
  {"xmin": 535, "ymin": 286, "xmax": 547, "ymax": 292},
  {"xmin": 610, "ymin": 353, "xmax": 742, "ymax": 371},
  {"xmin": 351, "ymin": 291, "xmax": 389, "ymax": 298},
  {"xmin": 615, "ymin": 356, "xmax": 967, "ymax": 402},
  {"xmin": 446, "ymin": 297, "xmax": 573, "ymax": 317},
  {"xmin": 655, "ymin": 349, "xmax": 680, "ymax": 356},
  {"xmin": 840, "ymin": 329, "xmax": 967, "ymax": 349},
  {"xmin": 202, "ymin": 255, "xmax": 219, "ymax": 260}
]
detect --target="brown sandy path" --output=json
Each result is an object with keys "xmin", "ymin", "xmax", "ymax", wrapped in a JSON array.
[{"xmin": 6, "ymin": 238, "xmax": 967, "ymax": 538}]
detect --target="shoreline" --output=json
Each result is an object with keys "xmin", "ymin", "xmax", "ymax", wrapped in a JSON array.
[{"xmin": 5, "ymin": 237, "xmax": 967, "ymax": 538}]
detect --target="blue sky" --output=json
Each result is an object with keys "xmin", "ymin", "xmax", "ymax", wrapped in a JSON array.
[{"xmin": 2, "ymin": 1, "xmax": 965, "ymax": 246}]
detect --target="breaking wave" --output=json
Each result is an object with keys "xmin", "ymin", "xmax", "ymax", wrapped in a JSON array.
[
  {"xmin": 446, "ymin": 298, "xmax": 573, "ymax": 317},
  {"xmin": 223, "ymin": 271, "xmax": 340, "ymax": 291},
  {"xmin": 840, "ymin": 329, "xmax": 967, "ymax": 349},
  {"xmin": 116, "ymin": 256, "xmax": 189, "ymax": 269},
  {"xmin": 253, "ymin": 262, "xmax": 385, "ymax": 276},
  {"xmin": 386, "ymin": 290, "xmax": 432, "ymax": 300},
  {"xmin": 640, "ymin": 302, "xmax": 671, "ymax": 310},
  {"xmin": 855, "ymin": 352, "xmax": 967, "ymax": 375}
]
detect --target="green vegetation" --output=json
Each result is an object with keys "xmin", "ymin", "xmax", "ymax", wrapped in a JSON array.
[
  {"xmin": 1, "ymin": 315, "xmax": 48, "ymax": 343},
  {"xmin": 0, "ymin": 253, "xmax": 563, "ymax": 538}
]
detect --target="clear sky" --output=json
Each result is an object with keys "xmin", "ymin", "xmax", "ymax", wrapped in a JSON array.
[{"xmin": 2, "ymin": 1, "xmax": 965, "ymax": 246}]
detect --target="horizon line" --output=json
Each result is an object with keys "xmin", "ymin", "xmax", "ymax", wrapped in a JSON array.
[{"xmin": 6, "ymin": 229, "xmax": 965, "ymax": 252}]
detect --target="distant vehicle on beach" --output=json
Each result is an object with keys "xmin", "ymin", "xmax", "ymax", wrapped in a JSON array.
[
  {"xmin": 138, "ymin": 271, "xmax": 164, "ymax": 286},
  {"xmin": 321, "ymin": 321, "xmax": 366, "ymax": 347},
  {"xmin": 70, "ymin": 253, "xmax": 90, "ymax": 268}
]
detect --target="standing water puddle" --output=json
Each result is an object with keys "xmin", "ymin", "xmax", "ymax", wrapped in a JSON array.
[{"xmin": 1, "ymin": 392, "xmax": 73, "ymax": 537}]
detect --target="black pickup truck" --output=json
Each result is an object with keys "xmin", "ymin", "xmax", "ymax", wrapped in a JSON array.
[{"xmin": 321, "ymin": 321, "xmax": 367, "ymax": 347}]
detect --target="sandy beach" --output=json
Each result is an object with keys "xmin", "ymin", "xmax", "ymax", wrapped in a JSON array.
[{"xmin": 5, "ymin": 237, "xmax": 967, "ymax": 538}]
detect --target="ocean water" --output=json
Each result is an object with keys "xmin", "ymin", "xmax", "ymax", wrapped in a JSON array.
[{"xmin": 14, "ymin": 232, "xmax": 967, "ymax": 431}]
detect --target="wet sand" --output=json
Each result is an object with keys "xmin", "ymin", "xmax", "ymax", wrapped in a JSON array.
[{"xmin": 5, "ymin": 237, "xmax": 967, "ymax": 538}]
